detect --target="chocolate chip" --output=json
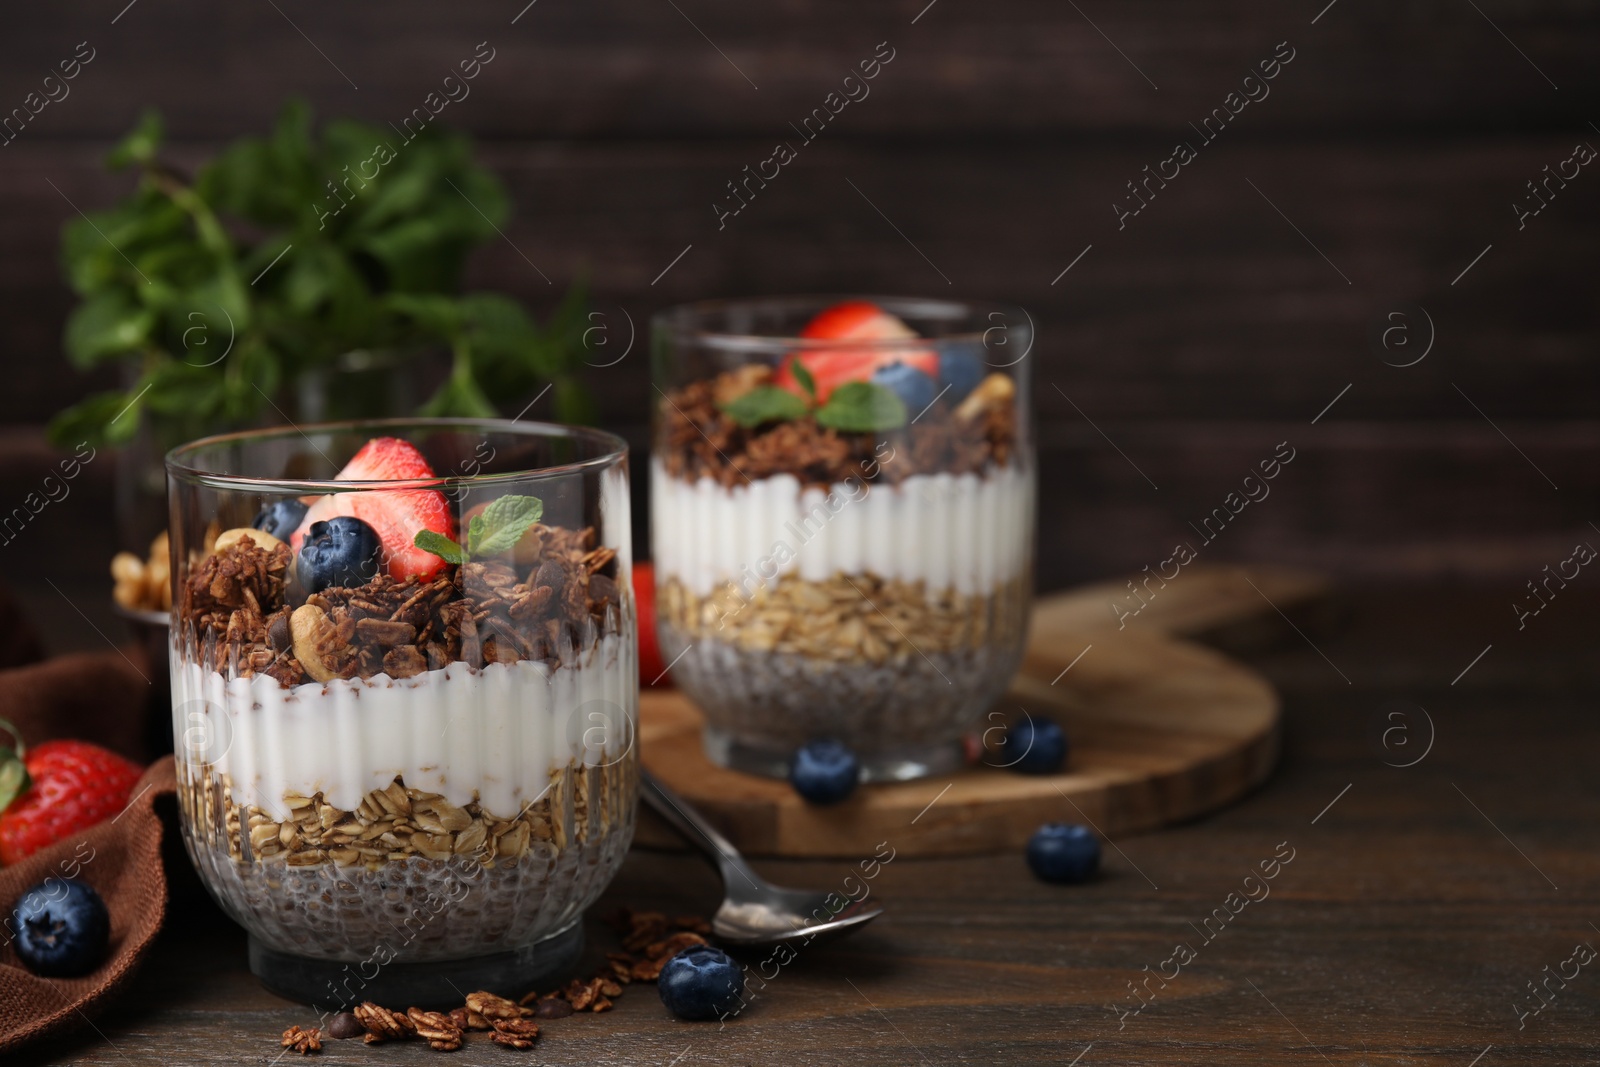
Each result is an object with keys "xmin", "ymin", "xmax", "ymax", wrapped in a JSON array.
[
  {"xmin": 267, "ymin": 609, "xmax": 291, "ymax": 652},
  {"xmin": 327, "ymin": 1012, "xmax": 364, "ymax": 1040},
  {"xmin": 534, "ymin": 997, "xmax": 574, "ymax": 1019}
]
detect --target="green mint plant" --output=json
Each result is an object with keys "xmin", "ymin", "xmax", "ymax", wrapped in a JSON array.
[{"xmin": 51, "ymin": 102, "xmax": 593, "ymax": 449}]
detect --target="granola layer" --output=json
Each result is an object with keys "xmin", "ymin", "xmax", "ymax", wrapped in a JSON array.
[
  {"xmin": 656, "ymin": 366, "xmax": 1018, "ymax": 490},
  {"xmin": 177, "ymin": 524, "xmax": 622, "ymax": 688}
]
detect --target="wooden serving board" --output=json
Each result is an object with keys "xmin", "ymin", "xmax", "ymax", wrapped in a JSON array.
[{"xmin": 637, "ymin": 564, "xmax": 1327, "ymax": 858}]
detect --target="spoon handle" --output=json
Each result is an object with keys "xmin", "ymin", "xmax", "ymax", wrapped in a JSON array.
[{"xmin": 639, "ymin": 769, "xmax": 764, "ymax": 888}]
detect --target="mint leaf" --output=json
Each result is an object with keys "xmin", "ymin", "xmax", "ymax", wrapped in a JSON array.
[
  {"xmin": 790, "ymin": 359, "xmax": 817, "ymax": 400},
  {"xmin": 413, "ymin": 529, "xmax": 465, "ymax": 565},
  {"xmin": 466, "ymin": 494, "xmax": 544, "ymax": 558},
  {"xmin": 720, "ymin": 385, "xmax": 809, "ymax": 428},
  {"xmin": 815, "ymin": 381, "xmax": 907, "ymax": 432}
]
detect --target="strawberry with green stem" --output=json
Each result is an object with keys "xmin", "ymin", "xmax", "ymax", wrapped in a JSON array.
[{"xmin": 0, "ymin": 721, "xmax": 143, "ymax": 866}]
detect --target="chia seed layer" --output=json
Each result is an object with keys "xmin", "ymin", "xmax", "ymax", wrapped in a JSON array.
[{"xmin": 658, "ymin": 615, "xmax": 1026, "ymax": 760}]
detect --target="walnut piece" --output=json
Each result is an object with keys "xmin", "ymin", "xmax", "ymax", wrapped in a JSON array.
[
  {"xmin": 353, "ymin": 1001, "xmax": 416, "ymax": 1044},
  {"xmin": 449, "ymin": 1006, "xmax": 492, "ymax": 1031},
  {"xmin": 280, "ymin": 1025, "xmax": 322, "ymax": 1054},
  {"xmin": 464, "ymin": 990, "xmax": 530, "ymax": 1021},
  {"xmin": 490, "ymin": 1018, "xmax": 541, "ymax": 1049},
  {"xmin": 407, "ymin": 1007, "xmax": 464, "ymax": 1051}
]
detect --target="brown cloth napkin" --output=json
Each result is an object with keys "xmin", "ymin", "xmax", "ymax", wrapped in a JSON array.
[
  {"xmin": 0, "ymin": 650, "xmax": 155, "ymax": 764},
  {"xmin": 0, "ymin": 578, "xmax": 176, "ymax": 1055},
  {"xmin": 0, "ymin": 757, "xmax": 174, "ymax": 1054}
]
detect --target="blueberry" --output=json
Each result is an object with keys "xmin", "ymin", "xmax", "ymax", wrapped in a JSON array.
[
  {"xmin": 939, "ymin": 348, "xmax": 987, "ymax": 402},
  {"xmin": 297, "ymin": 516, "xmax": 383, "ymax": 593},
  {"xmin": 253, "ymin": 498, "xmax": 310, "ymax": 541},
  {"xmin": 870, "ymin": 362, "xmax": 940, "ymax": 414},
  {"xmin": 658, "ymin": 945, "xmax": 746, "ymax": 1021},
  {"xmin": 12, "ymin": 879, "xmax": 110, "ymax": 977},
  {"xmin": 1004, "ymin": 715, "xmax": 1068, "ymax": 775},
  {"xmin": 1027, "ymin": 823, "xmax": 1101, "ymax": 885},
  {"xmin": 789, "ymin": 739, "xmax": 860, "ymax": 805}
]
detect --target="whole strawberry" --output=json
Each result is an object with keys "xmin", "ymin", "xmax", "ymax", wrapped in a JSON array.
[{"xmin": 0, "ymin": 727, "xmax": 143, "ymax": 866}]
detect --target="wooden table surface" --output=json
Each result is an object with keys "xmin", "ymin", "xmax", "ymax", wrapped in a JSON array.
[{"xmin": 15, "ymin": 585, "xmax": 1598, "ymax": 1066}]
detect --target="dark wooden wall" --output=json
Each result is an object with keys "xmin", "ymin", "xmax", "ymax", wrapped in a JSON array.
[{"xmin": 1, "ymin": 0, "xmax": 1596, "ymax": 650}]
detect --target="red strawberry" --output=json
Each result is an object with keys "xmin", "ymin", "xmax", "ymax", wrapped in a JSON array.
[
  {"xmin": 633, "ymin": 562, "xmax": 669, "ymax": 686},
  {"xmin": 774, "ymin": 301, "xmax": 938, "ymax": 401},
  {"xmin": 800, "ymin": 300, "xmax": 918, "ymax": 343},
  {"xmin": 0, "ymin": 739, "xmax": 143, "ymax": 865},
  {"xmin": 291, "ymin": 437, "xmax": 456, "ymax": 581}
]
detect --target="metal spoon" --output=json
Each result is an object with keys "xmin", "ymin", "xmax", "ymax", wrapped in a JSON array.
[{"xmin": 639, "ymin": 769, "xmax": 884, "ymax": 948}]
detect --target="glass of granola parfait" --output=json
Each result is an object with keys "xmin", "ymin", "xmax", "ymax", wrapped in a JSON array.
[
  {"xmin": 164, "ymin": 419, "xmax": 635, "ymax": 1008},
  {"xmin": 652, "ymin": 297, "xmax": 1033, "ymax": 781}
]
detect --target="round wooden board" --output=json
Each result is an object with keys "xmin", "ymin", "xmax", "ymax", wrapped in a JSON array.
[{"xmin": 637, "ymin": 565, "xmax": 1303, "ymax": 858}]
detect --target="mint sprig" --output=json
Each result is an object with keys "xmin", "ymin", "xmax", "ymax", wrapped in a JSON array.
[
  {"xmin": 413, "ymin": 529, "xmax": 465, "ymax": 565},
  {"xmin": 718, "ymin": 362, "xmax": 908, "ymax": 433},
  {"xmin": 791, "ymin": 358, "xmax": 817, "ymax": 401},
  {"xmin": 720, "ymin": 386, "xmax": 810, "ymax": 428},
  {"xmin": 414, "ymin": 494, "xmax": 544, "ymax": 564},
  {"xmin": 815, "ymin": 381, "xmax": 908, "ymax": 432}
]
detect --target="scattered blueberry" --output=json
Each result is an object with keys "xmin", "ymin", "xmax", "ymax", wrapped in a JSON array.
[
  {"xmin": 12, "ymin": 879, "xmax": 110, "ymax": 977},
  {"xmin": 297, "ymin": 516, "xmax": 383, "ymax": 593},
  {"xmin": 789, "ymin": 739, "xmax": 860, "ymax": 805},
  {"xmin": 1004, "ymin": 715, "xmax": 1068, "ymax": 775},
  {"xmin": 253, "ymin": 498, "xmax": 310, "ymax": 541},
  {"xmin": 938, "ymin": 348, "xmax": 987, "ymax": 402},
  {"xmin": 1027, "ymin": 823, "xmax": 1101, "ymax": 885},
  {"xmin": 870, "ymin": 362, "xmax": 940, "ymax": 414},
  {"xmin": 658, "ymin": 945, "xmax": 746, "ymax": 1021}
]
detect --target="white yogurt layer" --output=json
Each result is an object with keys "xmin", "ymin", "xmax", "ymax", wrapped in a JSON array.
[
  {"xmin": 172, "ymin": 634, "xmax": 635, "ymax": 818},
  {"xmin": 651, "ymin": 459, "xmax": 1034, "ymax": 598}
]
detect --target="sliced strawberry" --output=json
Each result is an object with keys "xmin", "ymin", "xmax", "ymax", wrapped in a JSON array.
[
  {"xmin": 799, "ymin": 300, "xmax": 918, "ymax": 343},
  {"xmin": 332, "ymin": 436, "xmax": 437, "ymax": 483},
  {"xmin": 291, "ymin": 437, "xmax": 456, "ymax": 581},
  {"xmin": 774, "ymin": 301, "xmax": 938, "ymax": 401}
]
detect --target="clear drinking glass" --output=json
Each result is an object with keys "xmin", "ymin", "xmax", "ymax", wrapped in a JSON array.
[
  {"xmin": 651, "ymin": 296, "xmax": 1035, "ymax": 781},
  {"xmin": 165, "ymin": 419, "xmax": 636, "ymax": 1008}
]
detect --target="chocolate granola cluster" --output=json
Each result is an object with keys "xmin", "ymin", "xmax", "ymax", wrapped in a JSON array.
[
  {"xmin": 178, "ymin": 524, "xmax": 622, "ymax": 688},
  {"xmin": 278, "ymin": 914, "xmax": 716, "ymax": 1055},
  {"xmin": 657, "ymin": 365, "xmax": 1019, "ymax": 489}
]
